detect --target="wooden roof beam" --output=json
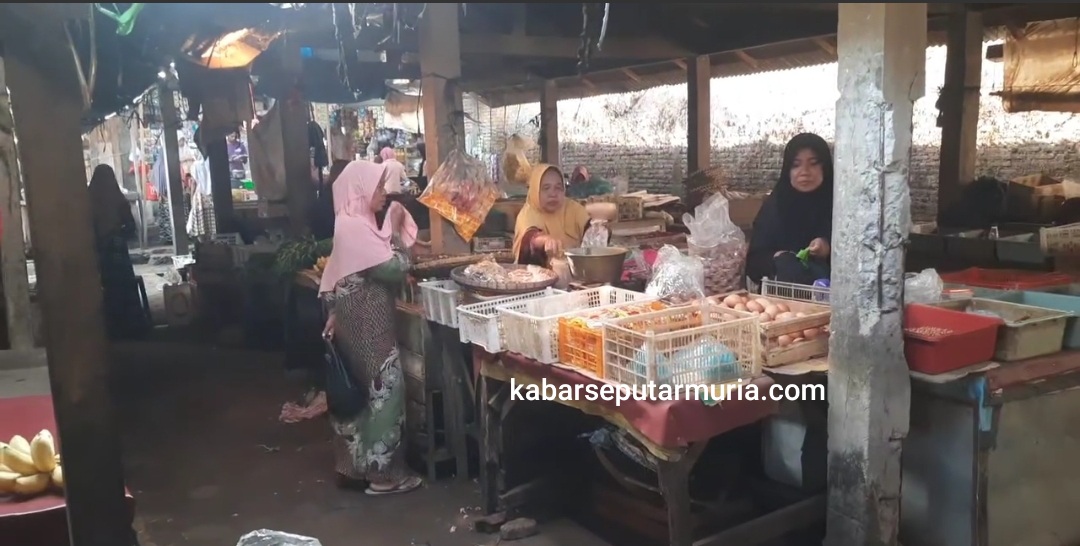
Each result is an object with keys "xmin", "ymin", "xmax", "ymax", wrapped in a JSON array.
[
  {"xmin": 459, "ymin": 33, "xmax": 692, "ymax": 60},
  {"xmin": 621, "ymin": 68, "xmax": 642, "ymax": 83},
  {"xmin": 734, "ymin": 50, "xmax": 760, "ymax": 69}
]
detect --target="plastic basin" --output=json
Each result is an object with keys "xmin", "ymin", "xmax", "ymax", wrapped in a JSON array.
[
  {"xmin": 903, "ymin": 304, "xmax": 1002, "ymax": 374},
  {"xmin": 983, "ymin": 290, "xmax": 1080, "ymax": 349}
]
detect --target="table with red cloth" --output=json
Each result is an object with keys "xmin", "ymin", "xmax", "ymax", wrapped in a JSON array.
[
  {"xmin": 474, "ymin": 349, "xmax": 780, "ymax": 546},
  {"xmin": 0, "ymin": 395, "xmax": 136, "ymax": 546}
]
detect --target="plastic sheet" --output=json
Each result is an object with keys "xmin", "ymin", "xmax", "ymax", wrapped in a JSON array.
[
  {"xmin": 582, "ymin": 220, "xmax": 610, "ymax": 248},
  {"xmin": 905, "ymin": 268, "xmax": 944, "ymax": 305},
  {"xmin": 682, "ymin": 193, "xmax": 747, "ymax": 295},
  {"xmin": 236, "ymin": 530, "xmax": 322, "ymax": 546},
  {"xmin": 645, "ymin": 245, "xmax": 705, "ymax": 304}
]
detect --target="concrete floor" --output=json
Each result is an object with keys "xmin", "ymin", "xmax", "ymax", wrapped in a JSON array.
[{"xmin": 2, "ymin": 342, "xmax": 608, "ymax": 546}]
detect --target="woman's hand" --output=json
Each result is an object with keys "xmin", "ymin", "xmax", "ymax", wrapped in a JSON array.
[
  {"xmin": 808, "ymin": 238, "xmax": 830, "ymax": 258},
  {"xmin": 539, "ymin": 235, "xmax": 564, "ymax": 258},
  {"xmin": 322, "ymin": 313, "xmax": 336, "ymax": 340}
]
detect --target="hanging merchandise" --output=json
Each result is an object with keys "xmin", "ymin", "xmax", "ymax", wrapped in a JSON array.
[{"xmin": 417, "ymin": 149, "xmax": 500, "ymax": 242}]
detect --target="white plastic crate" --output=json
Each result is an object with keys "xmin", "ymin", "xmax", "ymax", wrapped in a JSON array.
[
  {"xmin": 604, "ymin": 304, "xmax": 761, "ymax": 388},
  {"xmin": 760, "ymin": 278, "xmax": 830, "ymax": 305},
  {"xmin": 456, "ymin": 288, "xmax": 566, "ymax": 352},
  {"xmin": 418, "ymin": 280, "xmax": 462, "ymax": 327},
  {"xmin": 498, "ymin": 286, "xmax": 657, "ymax": 363}
]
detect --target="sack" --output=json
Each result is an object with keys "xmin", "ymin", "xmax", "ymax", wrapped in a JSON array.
[{"xmin": 323, "ymin": 336, "xmax": 367, "ymax": 419}]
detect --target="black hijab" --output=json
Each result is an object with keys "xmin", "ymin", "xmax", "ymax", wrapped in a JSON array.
[{"xmin": 771, "ymin": 132, "xmax": 834, "ymax": 244}]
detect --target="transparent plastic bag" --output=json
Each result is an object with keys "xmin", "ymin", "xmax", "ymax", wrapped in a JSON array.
[
  {"xmin": 582, "ymin": 220, "xmax": 610, "ymax": 248},
  {"xmin": 622, "ymin": 249, "xmax": 651, "ymax": 282},
  {"xmin": 236, "ymin": 530, "xmax": 322, "ymax": 546},
  {"xmin": 501, "ymin": 134, "xmax": 532, "ymax": 186},
  {"xmin": 904, "ymin": 269, "xmax": 944, "ymax": 305},
  {"xmin": 682, "ymin": 193, "xmax": 747, "ymax": 295},
  {"xmin": 417, "ymin": 149, "xmax": 500, "ymax": 241},
  {"xmin": 645, "ymin": 245, "xmax": 705, "ymax": 304}
]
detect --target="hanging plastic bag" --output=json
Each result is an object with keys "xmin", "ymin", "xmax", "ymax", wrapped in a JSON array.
[
  {"xmin": 418, "ymin": 149, "xmax": 500, "ymax": 242},
  {"xmin": 904, "ymin": 269, "xmax": 944, "ymax": 305},
  {"xmin": 501, "ymin": 134, "xmax": 532, "ymax": 186},
  {"xmin": 582, "ymin": 220, "xmax": 610, "ymax": 248},
  {"xmin": 645, "ymin": 245, "xmax": 705, "ymax": 304},
  {"xmin": 682, "ymin": 193, "xmax": 747, "ymax": 295}
]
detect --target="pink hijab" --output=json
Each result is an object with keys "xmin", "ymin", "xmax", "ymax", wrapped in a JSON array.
[
  {"xmin": 318, "ymin": 161, "xmax": 417, "ymax": 294},
  {"xmin": 379, "ymin": 147, "xmax": 397, "ymax": 161}
]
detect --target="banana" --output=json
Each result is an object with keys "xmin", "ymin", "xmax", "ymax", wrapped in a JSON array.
[
  {"xmin": 0, "ymin": 470, "xmax": 19, "ymax": 493},
  {"xmin": 9, "ymin": 435, "xmax": 30, "ymax": 454},
  {"xmin": 51, "ymin": 465, "xmax": 63, "ymax": 489},
  {"xmin": 30, "ymin": 431, "xmax": 57, "ymax": 472},
  {"xmin": 12, "ymin": 473, "xmax": 50, "ymax": 496},
  {"xmin": 0, "ymin": 444, "xmax": 38, "ymax": 476}
]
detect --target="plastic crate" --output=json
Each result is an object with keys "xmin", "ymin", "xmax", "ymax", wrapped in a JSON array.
[
  {"xmin": 456, "ymin": 288, "xmax": 565, "ymax": 352},
  {"xmin": 498, "ymin": 287, "xmax": 657, "ymax": 364},
  {"xmin": 760, "ymin": 278, "xmax": 830, "ymax": 305},
  {"xmin": 904, "ymin": 304, "xmax": 1002, "ymax": 374},
  {"xmin": 939, "ymin": 268, "xmax": 1073, "ymax": 291},
  {"xmin": 603, "ymin": 304, "xmax": 761, "ymax": 387},
  {"xmin": 929, "ymin": 298, "xmax": 1071, "ymax": 361},
  {"xmin": 418, "ymin": 280, "xmax": 461, "ymax": 327},
  {"xmin": 557, "ymin": 301, "xmax": 669, "ymax": 377},
  {"xmin": 984, "ymin": 290, "xmax": 1080, "ymax": 349}
]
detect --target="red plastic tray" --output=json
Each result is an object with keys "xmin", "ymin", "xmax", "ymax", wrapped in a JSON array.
[
  {"xmin": 939, "ymin": 268, "xmax": 1073, "ymax": 290},
  {"xmin": 903, "ymin": 304, "xmax": 1003, "ymax": 374}
]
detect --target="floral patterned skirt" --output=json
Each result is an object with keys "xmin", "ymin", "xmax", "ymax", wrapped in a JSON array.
[{"xmin": 324, "ymin": 271, "xmax": 408, "ymax": 483}]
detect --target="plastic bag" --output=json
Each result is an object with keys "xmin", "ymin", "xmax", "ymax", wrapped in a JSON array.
[
  {"xmin": 417, "ymin": 149, "xmax": 500, "ymax": 242},
  {"xmin": 501, "ymin": 134, "xmax": 532, "ymax": 186},
  {"xmin": 582, "ymin": 220, "xmax": 610, "ymax": 248},
  {"xmin": 904, "ymin": 269, "xmax": 944, "ymax": 305},
  {"xmin": 236, "ymin": 529, "xmax": 322, "ymax": 546},
  {"xmin": 645, "ymin": 245, "xmax": 705, "ymax": 304},
  {"xmin": 682, "ymin": 193, "xmax": 747, "ymax": 295},
  {"xmin": 621, "ymin": 249, "xmax": 651, "ymax": 282}
]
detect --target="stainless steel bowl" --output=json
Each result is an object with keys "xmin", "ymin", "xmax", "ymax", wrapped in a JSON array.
[{"xmin": 563, "ymin": 247, "xmax": 629, "ymax": 285}]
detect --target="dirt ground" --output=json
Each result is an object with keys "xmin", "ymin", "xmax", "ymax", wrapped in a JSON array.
[{"xmin": 9, "ymin": 341, "xmax": 604, "ymax": 546}]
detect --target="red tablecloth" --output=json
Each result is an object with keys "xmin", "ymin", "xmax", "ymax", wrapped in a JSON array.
[
  {"xmin": 0, "ymin": 395, "xmax": 135, "ymax": 546},
  {"xmin": 480, "ymin": 349, "xmax": 780, "ymax": 450}
]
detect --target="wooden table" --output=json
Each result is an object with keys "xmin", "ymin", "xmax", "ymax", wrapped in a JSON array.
[{"xmin": 475, "ymin": 349, "xmax": 790, "ymax": 546}]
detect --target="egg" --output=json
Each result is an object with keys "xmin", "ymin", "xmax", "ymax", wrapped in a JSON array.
[
  {"xmin": 792, "ymin": 337, "xmax": 805, "ymax": 344},
  {"xmin": 723, "ymin": 294, "xmax": 743, "ymax": 307},
  {"xmin": 803, "ymin": 328, "xmax": 821, "ymax": 339},
  {"xmin": 763, "ymin": 305, "xmax": 780, "ymax": 319},
  {"xmin": 733, "ymin": 303, "xmax": 748, "ymax": 312},
  {"xmin": 754, "ymin": 298, "xmax": 773, "ymax": 309},
  {"xmin": 774, "ymin": 311, "xmax": 796, "ymax": 322},
  {"xmin": 777, "ymin": 335, "xmax": 793, "ymax": 347},
  {"xmin": 775, "ymin": 302, "xmax": 790, "ymax": 313},
  {"xmin": 746, "ymin": 301, "xmax": 764, "ymax": 313},
  {"xmin": 795, "ymin": 312, "xmax": 807, "ymax": 318}
]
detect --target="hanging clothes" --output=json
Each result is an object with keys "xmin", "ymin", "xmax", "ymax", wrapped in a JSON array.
[{"xmin": 187, "ymin": 158, "xmax": 217, "ymax": 239}]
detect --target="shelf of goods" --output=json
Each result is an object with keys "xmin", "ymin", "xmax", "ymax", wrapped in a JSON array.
[
  {"xmin": 456, "ymin": 288, "xmax": 566, "ymax": 352},
  {"xmin": 706, "ymin": 291, "xmax": 831, "ymax": 367},
  {"xmin": 602, "ymin": 303, "xmax": 762, "ymax": 387},
  {"xmin": 498, "ymin": 287, "xmax": 657, "ymax": 364}
]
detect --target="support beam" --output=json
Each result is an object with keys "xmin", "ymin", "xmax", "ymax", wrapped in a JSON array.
[
  {"xmin": 686, "ymin": 56, "xmax": 712, "ymax": 175},
  {"xmin": 459, "ymin": 34, "xmax": 690, "ymax": 60},
  {"xmin": 0, "ymin": 53, "xmax": 34, "ymax": 349},
  {"xmin": 827, "ymin": 3, "xmax": 925, "ymax": 545},
  {"xmin": 937, "ymin": 8, "xmax": 983, "ymax": 222},
  {"xmin": 419, "ymin": 3, "xmax": 470, "ymax": 255},
  {"xmin": 540, "ymin": 81, "xmax": 559, "ymax": 166},
  {"xmin": 6, "ymin": 48, "xmax": 131, "ymax": 546},
  {"xmin": 159, "ymin": 82, "xmax": 190, "ymax": 255},
  {"xmin": 280, "ymin": 45, "xmax": 314, "ymax": 237},
  {"xmin": 207, "ymin": 138, "xmax": 237, "ymax": 234}
]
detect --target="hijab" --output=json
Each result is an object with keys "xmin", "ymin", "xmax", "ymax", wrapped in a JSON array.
[
  {"xmin": 87, "ymin": 165, "xmax": 129, "ymax": 239},
  {"xmin": 318, "ymin": 160, "xmax": 417, "ymax": 293},
  {"xmin": 771, "ymin": 133, "xmax": 834, "ymax": 243},
  {"xmin": 512, "ymin": 164, "xmax": 591, "ymax": 261},
  {"xmin": 379, "ymin": 147, "xmax": 397, "ymax": 162}
]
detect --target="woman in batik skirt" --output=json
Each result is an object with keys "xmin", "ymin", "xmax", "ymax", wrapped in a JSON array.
[{"xmin": 318, "ymin": 160, "xmax": 423, "ymax": 495}]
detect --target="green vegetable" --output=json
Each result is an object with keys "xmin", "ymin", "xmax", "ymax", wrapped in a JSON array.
[
  {"xmin": 796, "ymin": 248, "xmax": 810, "ymax": 265},
  {"xmin": 273, "ymin": 236, "xmax": 333, "ymax": 278}
]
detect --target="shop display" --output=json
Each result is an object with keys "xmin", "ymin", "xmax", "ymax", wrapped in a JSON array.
[
  {"xmin": 684, "ymin": 193, "xmax": 747, "ymax": 295},
  {"xmin": 462, "ymin": 258, "xmax": 555, "ymax": 285},
  {"xmin": 0, "ymin": 430, "xmax": 64, "ymax": 498},
  {"xmin": 710, "ymin": 293, "xmax": 828, "ymax": 346},
  {"xmin": 418, "ymin": 149, "xmax": 500, "ymax": 241}
]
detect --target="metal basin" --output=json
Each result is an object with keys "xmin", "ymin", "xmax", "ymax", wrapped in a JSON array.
[{"xmin": 564, "ymin": 246, "xmax": 629, "ymax": 285}]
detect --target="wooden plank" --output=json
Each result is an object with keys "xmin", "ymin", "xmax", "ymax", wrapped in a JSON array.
[
  {"xmin": 694, "ymin": 494, "xmax": 826, "ymax": 546},
  {"xmin": 540, "ymin": 80, "xmax": 559, "ymax": 166},
  {"xmin": 6, "ymin": 48, "xmax": 131, "ymax": 545},
  {"xmin": 279, "ymin": 45, "xmax": 314, "ymax": 237},
  {"xmin": 0, "ymin": 53, "xmax": 34, "ymax": 349},
  {"xmin": 686, "ymin": 56, "xmax": 711, "ymax": 174}
]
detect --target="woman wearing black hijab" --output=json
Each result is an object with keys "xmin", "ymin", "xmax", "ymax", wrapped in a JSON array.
[{"xmin": 745, "ymin": 133, "xmax": 834, "ymax": 285}]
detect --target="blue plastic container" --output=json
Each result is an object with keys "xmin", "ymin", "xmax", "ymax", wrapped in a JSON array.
[{"xmin": 983, "ymin": 290, "xmax": 1080, "ymax": 349}]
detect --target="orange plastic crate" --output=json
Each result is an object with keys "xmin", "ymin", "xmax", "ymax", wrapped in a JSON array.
[{"xmin": 557, "ymin": 301, "xmax": 669, "ymax": 377}]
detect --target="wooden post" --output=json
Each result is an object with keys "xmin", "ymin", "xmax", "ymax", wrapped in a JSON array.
[
  {"xmin": 686, "ymin": 55, "xmax": 711, "ymax": 174},
  {"xmin": 129, "ymin": 113, "xmax": 148, "ymax": 250},
  {"xmin": 0, "ymin": 53, "xmax": 35, "ymax": 349},
  {"xmin": 419, "ymin": 2, "xmax": 470, "ymax": 255},
  {"xmin": 158, "ymin": 81, "xmax": 191, "ymax": 255},
  {"xmin": 937, "ymin": 8, "xmax": 983, "ymax": 222},
  {"xmin": 207, "ymin": 138, "xmax": 237, "ymax": 234},
  {"xmin": 280, "ymin": 44, "xmax": 314, "ymax": 237},
  {"xmin": 540, "ymin": 80, "xmax": 559, "ymax": 166},
  {"xmin": 6, "ymin": 50, "xmax": 131, "ymax": 546},
  {"xmin": 827, "ymin": 4, "xmax": 925, "ymax": 545}
]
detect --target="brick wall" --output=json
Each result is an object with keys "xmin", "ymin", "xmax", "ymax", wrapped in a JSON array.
[{"xmin": 482, "ymin": 44, "xmax": 1080, "ymax": 221}]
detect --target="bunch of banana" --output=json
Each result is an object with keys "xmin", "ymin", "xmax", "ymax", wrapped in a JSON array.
[
  {"xmin": 313, "ymin": 256, "xmax": 329, "ymax": 274},
  {"xmin": 0, "ymin": 430, "xmax": 63, "ymax": 498}
]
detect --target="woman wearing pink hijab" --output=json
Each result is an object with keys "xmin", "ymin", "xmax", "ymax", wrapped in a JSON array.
[
  {"xmin": 318, "ymin": 160, "xmax": 421, "ymax": 495},
  {"xmin": 378, "ymin": 146, "xmax": 410, "ymax": 194}
]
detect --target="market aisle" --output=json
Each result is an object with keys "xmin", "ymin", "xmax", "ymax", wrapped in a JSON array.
[{"xmin": 109, "ymin": 342, "xmax": 608, "ymax": 546}]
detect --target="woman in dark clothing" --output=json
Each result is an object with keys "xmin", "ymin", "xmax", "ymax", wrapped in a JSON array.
[
  {"xmin": 745, "ymin": 133, "xmax": 834, "ymax": 285},
  {"xmin": 88, "ymin": 165, "xmax": 147, "ymax": 339}
]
